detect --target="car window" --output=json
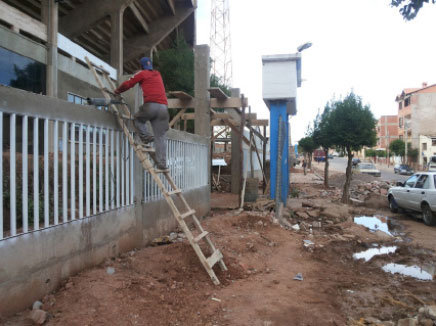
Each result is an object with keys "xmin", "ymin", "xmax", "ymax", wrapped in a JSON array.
[
  {"xmin": 405, "ymin": 175, "xmax": 419, "ymax": 188},
  {"xmin": 434, "ymin": 175, "xmax": 436, "ymax": 188},
  {"xmin": 360, "ymin": 164, "xmax": 374, "ymax": 169},
  {"xmin": 415, "ymin": 175, "xmax": 429, "ymax": 189}
]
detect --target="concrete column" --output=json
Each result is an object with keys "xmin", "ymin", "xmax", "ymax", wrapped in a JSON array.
[
  {"xmin": 194, "ymin": 45, "xmax": 211, "ymax": 190},
  {"xmin": 42, "ymin": 0, "xmax": 58, "ymax": 97},
  {"xmin": 194, "ymin": 45, "xmax": 211, "ymax": 137},
  {"xmin": 230, "ymin": 88, "xmax": 242, "ymax": 194},
  {"xmin": 110, "ymin": 8, "xmax": 124, "ymax": 81}
]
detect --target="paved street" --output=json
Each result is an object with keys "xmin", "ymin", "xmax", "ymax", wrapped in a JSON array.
[{"xmin": 321, "ymin": 157, "xmax": 410, "ymax": 183}]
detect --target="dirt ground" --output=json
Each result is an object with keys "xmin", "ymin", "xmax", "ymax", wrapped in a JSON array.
[{"xmin": 3, "ymin": 172, "xmax": 436, "ymax": 326}]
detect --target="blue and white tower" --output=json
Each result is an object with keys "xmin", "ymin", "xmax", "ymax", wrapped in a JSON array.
[{"xmin": 262, "ymin": 53, "xmax": 302, "ymax": 204}]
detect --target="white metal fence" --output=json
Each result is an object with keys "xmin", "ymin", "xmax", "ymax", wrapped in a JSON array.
[
  {"xmin": 144, "ymin": 140, "xmax": 208, "ymax": 202},
  {"xmin": 0, "ymin": 109, "xmax": 208, "ymax": 240}
]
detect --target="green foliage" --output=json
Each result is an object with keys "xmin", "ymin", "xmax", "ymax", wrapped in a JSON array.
[
  {"xmin": 365, "ymin": 148, "xmax": 377, "ymax": 158},
  {"xmin": 389, "ymin": 139, "xmax": 406, "ymax": 157},
  {"xmin": 153, "ymin": 37, "xmax": 195, "ymax": 96},
  {"xmin": 312, "ymin": 102, "xmax": 334, "ymax": 150},
  {"xmin": 377, "ymin": 150, "xmax": 387, "ymax": 158},
  {"xmin": 328, "ymin": 92, "xmax": 377, "ymax": 154},
  {"xmin": 391, "ymin": 0, "xmax": 435, "ymax": 20},
  {"xmin": 298, "ymin": 136, "xmax": 317, "ymax": 155},
  {"xmin": 408, "ymin": 146, "xmax": 419, "ymax": 162},
  {"xmin": 210, "ymin": 75, "xmax": 231, "ymax": 97}
]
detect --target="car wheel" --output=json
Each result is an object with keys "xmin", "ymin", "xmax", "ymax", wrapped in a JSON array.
[
  {"xmin": 422, "ymin": 204, "xmax": 436, "ymax": 226},
  {"xmin": 389, "ymin": 196, "xmax": 398, "ymax": 213}
]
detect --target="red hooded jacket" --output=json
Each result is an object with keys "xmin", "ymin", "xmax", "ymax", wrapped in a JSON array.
[{"xmin": 115, "ymin": 70, "xmax": 168, "ymax": 105}]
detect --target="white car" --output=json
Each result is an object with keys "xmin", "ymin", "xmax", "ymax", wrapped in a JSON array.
[
  {"xmin": 388, "ymin": 172, "xmax": 436, "ymax": 226},
  {"xmin": 355, "ymin": 163, "xmax": 381, "ymax": 177}
]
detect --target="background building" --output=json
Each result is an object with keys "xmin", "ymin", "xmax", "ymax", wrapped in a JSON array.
[
  {"xmin": 376, "ymin": 115, "xmax": 398, "ymax": 150},
  {"xmin": 396, "ymin": 82, "xmax": 436, "ymax": 167}
]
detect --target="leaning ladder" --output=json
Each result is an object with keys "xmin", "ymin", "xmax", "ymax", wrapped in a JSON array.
[{"xmin": 84, "ymin": 57, "xmax": 227, "ymax": 285}]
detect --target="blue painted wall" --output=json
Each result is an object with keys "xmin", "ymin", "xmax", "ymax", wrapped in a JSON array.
[{"xmin": 269, "ymin": 100, "xmax": 289, "ymax": 203}]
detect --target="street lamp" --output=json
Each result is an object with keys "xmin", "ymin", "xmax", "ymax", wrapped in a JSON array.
[{"xmin": 297, "ymin": 42, "xmax": 312, "ymax": 53}]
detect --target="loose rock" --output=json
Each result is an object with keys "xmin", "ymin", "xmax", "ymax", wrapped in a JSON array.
[{"xmin": 30, "ymin": 309, "xmax": 47, "ymax": 325}]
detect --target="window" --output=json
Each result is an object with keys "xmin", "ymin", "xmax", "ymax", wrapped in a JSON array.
[
  {"xmin": 415, "ymin": 175, "xmax": 429, "ymax": 189},
  {"xmin": 0, "ymin": 47, "xmax": 46, "ymax": 94},
  {"xmin": 399, "ymin": 102, "xmax": 403, "ymax": 110},
  {"xmin": 405, "ymin": 97, "xmax": 410, "ymax": 107},
  {"xmin": 432, "ymin": 138, "xmax": 436, "ymax": 146},
  {"xmin": 434, "ymin": 176, "xmax": 436, "ymax": 187},
  {"xmin": 405, "ymin": 174, "xmax": 419, "ymax": 188},
  {"xmin": 423, "ymin": 143, "xmax": 428, "ymax": 151},
  {"xmin": 67, "ymin": 92, "xmax": 87, "ymax": 105},
  {"xmin": 399, "ymin": 117, "xmax": 403, "ymax": 128}
]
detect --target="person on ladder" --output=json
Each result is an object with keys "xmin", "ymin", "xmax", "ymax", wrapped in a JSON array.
[{"xmin": 114, "ymin": 57, "xmax": 169, "ymax": 170}]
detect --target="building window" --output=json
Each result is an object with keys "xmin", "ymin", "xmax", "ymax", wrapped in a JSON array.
[
  {"xmin": 432, "ymin": 138, "xmax": 436, "ymax": 146},
  {"xmin": 399, "ymin": 102, "xmax": 403, "ymax": 110},
  {"xmin": 67, "ymin": 92, "xmax": 87, "ymax": 105},
  {"xmin": 0, "ymin": 47, "xmax": 46, "ymax": 94},
  {"xmin": 399, "ymin": 117, "xmax": 403, "ymax": 128},
  {"xmin": 405, "ymin": 97, "xmax": 410, "ymax": 107},
  {"xmin": 423, "ymin": 143, "xmax": 428, "ymax": 151}
]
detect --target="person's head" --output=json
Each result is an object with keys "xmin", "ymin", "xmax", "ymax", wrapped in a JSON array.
[{"xmin": 140, "ymin": 57, "xmax": 153, "ymax": 70}]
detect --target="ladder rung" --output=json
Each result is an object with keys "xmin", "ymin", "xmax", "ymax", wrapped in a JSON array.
[
  {"xmin": 179, "ymin": 209, "xmax": 196, "ymax": 219},
  {"xmin": 166, "ymin": 189, "xmax": 182, "ymax": 196},
  {"xmin": 194, "ymin": 231, "xmax": 209, "ymax": 243},
  {"xmin": 137, "ymin": 146, "xmax": 155, "ymax": 152},
  {"xmin": 206, "ymin": 250, "xmax": 223, "ymax": 268},
  {"xmin": 154, "ymin": 168, "xmax": 170, "ymax": 174}
]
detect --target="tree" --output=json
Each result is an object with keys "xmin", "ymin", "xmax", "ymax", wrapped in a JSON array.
[
  {"xmin": 313, "ymin": 103, "xmax": 334, "ymax": 187},
  {"xmin": 389, "ymin": 139, "xmax": 406, "ymax": 161},
  {"xmin": 328, "ymin": 92, "xmax": 377, "ymax": 203},
  {"xmin": 298, "ymin": 136, "xmax": 317, "ymax": 170},
  {"xmin": 391, "ymin": 0, "xmax": 436, "ymax": 20},
  {"xmin": 365, "ymin": 148, "xmax": 377, "ymax": 161}
]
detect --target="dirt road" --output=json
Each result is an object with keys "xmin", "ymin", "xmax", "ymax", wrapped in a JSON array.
[{"xmin": 3, "ymin": 173, "xmax": 436, "ymax": 326}]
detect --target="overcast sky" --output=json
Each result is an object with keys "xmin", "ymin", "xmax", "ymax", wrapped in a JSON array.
[{"xmin": 196, "ymin": 0, "xmax": 436, "ymax": 143}]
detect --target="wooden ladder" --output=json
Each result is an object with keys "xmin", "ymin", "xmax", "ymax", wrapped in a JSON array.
[{"xmin": 84, "ymin": 57, "xmax": 227, "ymax": 285}]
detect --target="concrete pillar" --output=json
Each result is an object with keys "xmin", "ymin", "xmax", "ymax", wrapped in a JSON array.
[
  {"xmin": 230, "ymin": 88, "xmax": 242, "ymax": 194},
  {"xmin": 194, "ymin": 45, "xmax": 211, "ymax": 137},
  {"xmin": 110, "ymin": 8, "xmax": 124, "ymax": 81},
  {"xmin": 194, "ymin": 45, "xmax": 211, "ymax": 190},
  {"xmin": 42, "ymin": 0, "xmax": 58, "ymax": 97}
]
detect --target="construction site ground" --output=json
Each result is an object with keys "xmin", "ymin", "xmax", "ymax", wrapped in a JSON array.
[{"xmin": 3, "ymin": 169, "xmax": 436, "ymax": 326}]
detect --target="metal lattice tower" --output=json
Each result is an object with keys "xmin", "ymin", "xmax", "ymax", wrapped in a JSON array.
[{"xmin": 210, "ymin": 0, "xmax": 233, "ymax": 86}]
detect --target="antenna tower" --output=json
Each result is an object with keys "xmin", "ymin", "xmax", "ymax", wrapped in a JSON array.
[{"xmin": 210, "ymin": 0, "xmax": 233, "ymax": 86}]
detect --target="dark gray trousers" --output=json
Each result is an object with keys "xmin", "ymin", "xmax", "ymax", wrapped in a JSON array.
[{"xmin": 134, "ymin": 102, "xmax": 169, "ymax": 167}]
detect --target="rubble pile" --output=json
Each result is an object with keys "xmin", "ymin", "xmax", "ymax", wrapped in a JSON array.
[{"xmin": 350, "ymin": 180, "xmax": 393, "ymax": 202}]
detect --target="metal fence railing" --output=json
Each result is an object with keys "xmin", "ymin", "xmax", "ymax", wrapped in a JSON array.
[{"xmin": 0, "ymin": 107, "xmax": 209, "ymax": 240}]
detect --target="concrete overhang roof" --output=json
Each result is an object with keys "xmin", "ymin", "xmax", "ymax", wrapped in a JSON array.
[{"xmin": 261, "ymin": 53, "xmax": 302, "ymax": 87}]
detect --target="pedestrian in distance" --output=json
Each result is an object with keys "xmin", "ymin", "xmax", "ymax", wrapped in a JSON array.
[
  {"xmin": 302, "ymin": 159, "xmax": 307, "ymax": 175},
  {"xmin": 114, "ymin": 57, "xmax": 169, "ymax": 170}
]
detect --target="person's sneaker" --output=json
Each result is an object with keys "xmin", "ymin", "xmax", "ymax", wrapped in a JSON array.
[
  {"xmin": 156, "ymin": 163, "xmax": 169, "ymax": 171},
  {"xmin": 135, "ymin": 134, "xmax": 154, "ymax": 144}
]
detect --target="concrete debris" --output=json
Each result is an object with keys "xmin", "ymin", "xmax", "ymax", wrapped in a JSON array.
[
  {"xmin": 169, "ymin": 232, "xmax": 178, "ymax": 241},
  {"xmin": 106, "ymin": 267, "xmax": 115, "ymax": 275},
  {"xmin": 291, "ymin": 224, "xmax": 300, "ymax": 231},
  {"xmin": 211, "ymin": 297, "xmax": 221, "ymax": 302},
  {"xmin": 423, "ymin": 305, "xmax": 436, "ymax": 320},
  {"xmin": 32, "ymin": 301, "xmax": 43, "ymax": 311},
  {"xmin": 312, "ymin": 221, "xmax": 322, "ymax": 228},
  {"xmin": 30, "ymin": 309, "xmax": 47, "ymax": 325},
  {"xmin": 397, "ymin": 317, "xmax": 418, "ymax": 326},
  {"xmin": 293, "ymin": 273, "xmax": 303, "ymax": 281}
]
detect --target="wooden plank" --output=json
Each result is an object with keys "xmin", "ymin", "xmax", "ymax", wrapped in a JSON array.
[
  {"xmin": 129, "ymin": 2, "xmax": 149, "ymax": 33},
  {"xmin": 167, "ymin": 0, "xmax": 176, "ymax": 15},
  {"xmin": 206, "ymin": 250, "xmax": 223, "ymax": 268},
  {"xmin": 169, "ymin": 108, "xmax": 187, "ymax": 128},
  {"xmin": 0, "ymin": 0, "xmax": 47, "ymax": 41},
  {"xmin": 194, "ymin": 231, "xmax": 209, "ymax": 243},
  {"xmin": 168, "ymin": 91, "xmax": 193, "ymax": 100},
  {"xmin": 208, "ymin": 87, "xmax": 228, "ymax": 100},
  {"xmin": 167, "ymin": 98, "xmax": 195, "ymax": 109},
  {"xmin": 180, "ymin": 209, "xmax": 196, "ymax": 219},
  {"xmin": 211, "ymin": 97, "xmax": 248, "ymax": 108}
]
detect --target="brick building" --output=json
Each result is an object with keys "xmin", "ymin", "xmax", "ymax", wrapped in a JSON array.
[
  {"xmin": 376, "ymin": 115, "xmax": 398, "ymax": 149},
  {"xmin": 396, "ymin": 82, "xmax": 436, "ymax": 167}
]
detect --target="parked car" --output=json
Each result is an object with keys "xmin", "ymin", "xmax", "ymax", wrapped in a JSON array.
[
  {"xmin": 352, "ymin": 158, "xmax": 361, "ymax": 166},
  {"xmin": 388, "ymin": 172, "xmax": 436, "ymax": 226},
  {"xmin": 428, "ymin": 156, "xmax": 436, "ymax": 172},
  {"xmin": 327, "ymin": 154, "xmax": 334, "ymax": 159},
  {"xmin": 394, "ymin": 164, "xmax": 414, "ymax": 175},
  {"xmin": 355, "ymin": 163, "xmax": 381, "ymax": 177}
]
